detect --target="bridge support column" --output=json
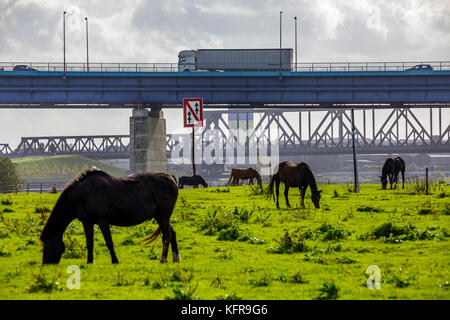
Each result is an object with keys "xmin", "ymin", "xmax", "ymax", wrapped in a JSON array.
[{"xmin": 130, "ymin": 108, "xmax": 167, "ymax": 174}]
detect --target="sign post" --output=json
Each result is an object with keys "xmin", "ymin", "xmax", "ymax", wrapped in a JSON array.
[{"xmin": 183, "ymin": 98, "xmax": 203, "ymax": 176}]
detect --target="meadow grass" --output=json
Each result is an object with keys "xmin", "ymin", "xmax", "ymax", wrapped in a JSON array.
[{"xmin": 0, "ymin": 183, "xmax": 449, "ymax": 300}]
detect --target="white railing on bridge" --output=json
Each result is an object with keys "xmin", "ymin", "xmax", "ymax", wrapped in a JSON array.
[{"xmin": 1, "ymin": 61, "xmax": 450, "ymax": 73}]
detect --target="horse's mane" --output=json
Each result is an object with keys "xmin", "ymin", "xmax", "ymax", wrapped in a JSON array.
[
  {"xmin": 41, "ymin": 167, "xmax": 109, "ymax": 241},
  {"xmin": 297, "ymin": 162, "xmax": 318, "ymax": 193},
  {"xmin": 63, "ymin": 167, "xmax": 109, "ymax": 192},
  {"xmin": 381, "ymin": 158, "xmax": 394, "ymax": 177}
]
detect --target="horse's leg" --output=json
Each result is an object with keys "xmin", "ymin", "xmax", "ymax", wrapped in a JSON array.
[
  {"xmin": 394, "ymin": 173, "xmax": 398, "ymax": 189},
  {"xmin": 249, "ymin": 178, "xmax": 253, "ymax": 185},
  {"xmin": 82, "ymin": 222, "xmax": 94, "ymax": 264},
  {"xmin": 300, "ymin": 185, "xmax": 307, "ymax": 207},
  {"xmin": 401, "ymin": 169, "xmax": 405, "ymax": 189},
  {"xmin": 226, "ymin": 175, "xmax": 233, "ymax": 186},
  {"xmin": 389, "ymin": 174, "xmax": 393, "ymax": 189},
  {"xmin": 275, "ymin": 180, "xmax": 280, "ymax": 209},
  {"xmin": 169, "ymin": 225, "xmax": 181, "ymax": 263},
  {"xmin": 99, "ymin": 223, "xmax": 119, "ymax": 264},
  {"xmin": 159, "ymin": 220, "xmax": 172, "ymax": 263},
  {"xmin": 284, "ymin": 186, "xmax": 291, "ymax": 207}
]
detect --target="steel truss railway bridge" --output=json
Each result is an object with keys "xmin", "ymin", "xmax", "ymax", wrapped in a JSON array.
[
  {"xmin": 0, "ymin": 60, "xmax": 449, "ymax": 172},
  {"xmin": 1, "ymin": 107, "xmax": 449, "ymax": 160}
]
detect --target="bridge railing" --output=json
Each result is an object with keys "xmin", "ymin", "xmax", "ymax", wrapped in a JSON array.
[{"xmin": 1, "ymin": 61, "xmax": 450, "ymax": 72}]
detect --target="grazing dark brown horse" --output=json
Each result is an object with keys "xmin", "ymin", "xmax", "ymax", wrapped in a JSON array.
[
  {"xmin": 40, "ymin": 168, "xmax": 180, "ymax": 264},
  {"xmin": 178, "ymin": 175, "xmax": 208, "ymax": 189},
  {"xmin": 269, "ymin": 161, "xmax": 322, "ymax": 209},
  {"xmin": 380, "ymin": 157, "xmax": 406, "ymax": 189},
  {"xmin": 226, "ymin": 168, "xmax": 263, "ymax": 188}
]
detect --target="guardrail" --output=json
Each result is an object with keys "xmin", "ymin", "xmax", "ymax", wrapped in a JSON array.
[{"xmin": 1, "ymin": 61, "xmax": 449, "ymax": 72}]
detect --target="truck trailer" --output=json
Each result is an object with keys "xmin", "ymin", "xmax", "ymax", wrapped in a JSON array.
[{"xmin": 178, "ymin": 48, "xmax": 293, "ymax": 72}]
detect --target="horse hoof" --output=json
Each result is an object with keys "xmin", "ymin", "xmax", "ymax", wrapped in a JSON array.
[
  {"xmin": 160, "ymin": 257, "xmax": 168, "ymax": 263},
  {"xmin": 173, "ymin": 252, "xmax": 181, "ymax": 263}
]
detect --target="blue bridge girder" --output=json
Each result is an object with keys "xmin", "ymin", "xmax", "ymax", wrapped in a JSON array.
[{"xmin": 0, "ymin": 70, "xmax": 450, "ymax": 106}]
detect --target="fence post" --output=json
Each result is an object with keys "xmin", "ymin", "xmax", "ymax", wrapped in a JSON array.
[
  {"xmin": 425, "ymin": 167, "xmax": 429, "ymax": 195},
  {"xmin": 27, "ymin": 184, "xmax": 29, "ymax": 194},
  {"xmin": 40, "ymin": 183, "xmax": 43, "ymax": 194}
]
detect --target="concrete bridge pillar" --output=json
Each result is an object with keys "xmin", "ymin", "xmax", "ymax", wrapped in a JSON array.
[{"xmin": 130, "ymin": 107, "xmax": 167, "ymax": 174}]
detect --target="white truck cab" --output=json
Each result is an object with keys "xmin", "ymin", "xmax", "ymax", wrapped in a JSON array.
[{"xmin": 178, "ymin": 50, "xmax": 196, "ymax": 72}]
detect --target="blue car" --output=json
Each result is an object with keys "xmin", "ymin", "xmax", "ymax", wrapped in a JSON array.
[
  {"xmin": 405, "ymin": 64, "xmax": 433, "ymax": 71},
  {"xmin": 13, "ymin": 65, "xmax": 38, "ymax": 71}
]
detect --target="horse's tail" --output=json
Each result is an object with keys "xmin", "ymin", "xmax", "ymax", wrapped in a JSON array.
[
  {"xmin": 268, "ymin": 173, "xmax": 278, "ymax": 201},
  {"xmin": 140, "ymin": 226, "xmax": 161, "ymax": 246}
]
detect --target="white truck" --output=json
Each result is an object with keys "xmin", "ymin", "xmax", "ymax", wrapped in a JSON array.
[{"xmin": 178, "ymin": 48, "xmax": 293, "ymax": 72}]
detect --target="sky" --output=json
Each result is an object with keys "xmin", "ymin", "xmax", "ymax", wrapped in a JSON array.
[{"xmin": 0, "ymin": 0, "xmax": 449, "ymax": 148}]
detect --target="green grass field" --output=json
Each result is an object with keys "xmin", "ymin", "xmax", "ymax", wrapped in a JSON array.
[
  {"xmin": 0, "ymin": 183, "xmax": 449, "ymax": 300},
  {"xmin": 12, "ymin": 155, "xmax": 127, "ymax": 180}
]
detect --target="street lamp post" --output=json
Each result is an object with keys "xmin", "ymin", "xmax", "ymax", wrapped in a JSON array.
[
  {"xmin": 63, "ymin": 11, "xmax": 66, "ymax": 75},
  {"xmin": 279, "ymin": 11, "xmax": 283, "ymax": 75},
  {"xmin": 85, "ymin": 17, "xmax": 89, "ymax": 72},
  {"xmin": 294, "ymin": 16, "xmax": 298, "ymax": 71},
  {"xmin": 351, "ymin": 109, "xmax": 360, "ymax": 193}
]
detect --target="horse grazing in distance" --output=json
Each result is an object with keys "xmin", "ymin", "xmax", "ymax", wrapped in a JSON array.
[
  {"xmin": 380, "ymin": 157, "xmax": 406, "ymax": 189},
  {"xmin": 269, "ymin": 161, "xmax": 322, "ymax": 209},
  {"xmin": 178, "ymin": 175, "xmax": 208, "ymax": 189},
  {"xmin": 40, "ymin": 168, "xmax": 180, "ymax": 264},
  {"xmin": 226, "ymin": 168, "xmax": 263, "ymax": 188}
]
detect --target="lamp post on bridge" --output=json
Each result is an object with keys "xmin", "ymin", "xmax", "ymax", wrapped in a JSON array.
[
  {"xmin": 351, "ymin": 109, "xmax": 360, "ymax": 193},
  {"xmin": 294, "ymin": 16, "xmax": 298, "ymax": 72},
  {"xmin": 63, "ymin": 11, "xmax": 66, "ymax": 76},
  {"xmin": 85, "ymin": 17, "xmax": 89, "ymax": 72},
  {"xmin": 279, "ymin": 11, "xmax": 283, "ymax": 76}
]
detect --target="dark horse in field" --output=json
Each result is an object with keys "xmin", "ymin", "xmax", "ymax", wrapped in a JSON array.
[
  {"xmin": 178, "ymin": 175, "xmax": 208, "ymax": 189},
  {"xmin": 380, "ymin": 157, "xmax": 406, "ymax": 189},
  {"xmin": 226, "ymin": 168, "xmax": 263, "ymax": 188},
  {"xmin": 40, "ymin": 168, "xmax": 180, "ymax": 264},
  {"xmin": 269, "ymin": 161, "xmax": 322, "ymax": 209}
]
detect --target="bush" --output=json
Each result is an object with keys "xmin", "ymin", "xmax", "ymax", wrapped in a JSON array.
[
  {"xmin": 308, "ymin": 223, "xmax": 351, "ymax": 241},
  {"xmin": 357, "ymin": 205, "xmax": 383, "ymax": 213},
  {"xmin": 271, "ymin": 230, "xmax": 309, "ymax": 254},
  {"xmin": 365, "ymin": 222, "xmax": 444, "ymax": 242},
  {"xmin": 28, "ymin": 270, "xmax": 61, "ymax": 293},
  {"xmin": 232, "ymin": 207, "xmax": 253, "ymax": 223},
  {"xmin": 165, "ymin": 283, "xmax": 199, "ymax": 300},
  {"xmin": 217, "ymin": 226, "xmax": 241, "ymax": 241},
  {"xmin": 63, "ymin": 235, "xmax": 85, "ymax": 259},
  {"xmin": 198, "ymin": 208, "xmax": 238, "ymax": 235},
  {"xmin": 313, "ymin": 281, "xmax": 340, "ymax": 300},
  {"xmin": 1, "ymin": 198, "xmax": 13, "ymax": 205},
  {"xmin": 418, "ymin": 208, "xmax": 432, "ymax": 215}
]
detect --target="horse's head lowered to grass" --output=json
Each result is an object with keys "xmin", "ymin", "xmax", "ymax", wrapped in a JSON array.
[{"xmin": 41, "ymin": 235, "xmax": 65, "ymax": 264}]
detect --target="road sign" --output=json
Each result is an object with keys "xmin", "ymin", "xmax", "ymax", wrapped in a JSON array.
[{"xmin": 183, "ymin": 98, "xmax": 203, "ymax": 127}]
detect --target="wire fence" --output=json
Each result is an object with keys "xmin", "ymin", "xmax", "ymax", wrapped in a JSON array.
[{"xmin": 0, "ymin": 181, "xmax": 68, "ymax": 194}]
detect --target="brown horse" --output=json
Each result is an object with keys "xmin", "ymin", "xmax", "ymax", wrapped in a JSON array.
[
  {"xmin": 269, "ymin": 161, "xmax": 322, "ymax": 209},
  {"xmin": 226, "ymin": 168, "xmax": 262, "ymax": 188},
  {"xmin": 40, "ymin": 168, "xmax": 180, "ymax": 264},
  {"xmin": 380, "ymin": 157, "xmax": 406, "ymax": 189}
]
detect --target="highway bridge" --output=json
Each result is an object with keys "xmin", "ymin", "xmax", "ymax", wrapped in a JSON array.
[{"xmin": 1, "ymin": 60, "xmax": 449, "ymax": 172}]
